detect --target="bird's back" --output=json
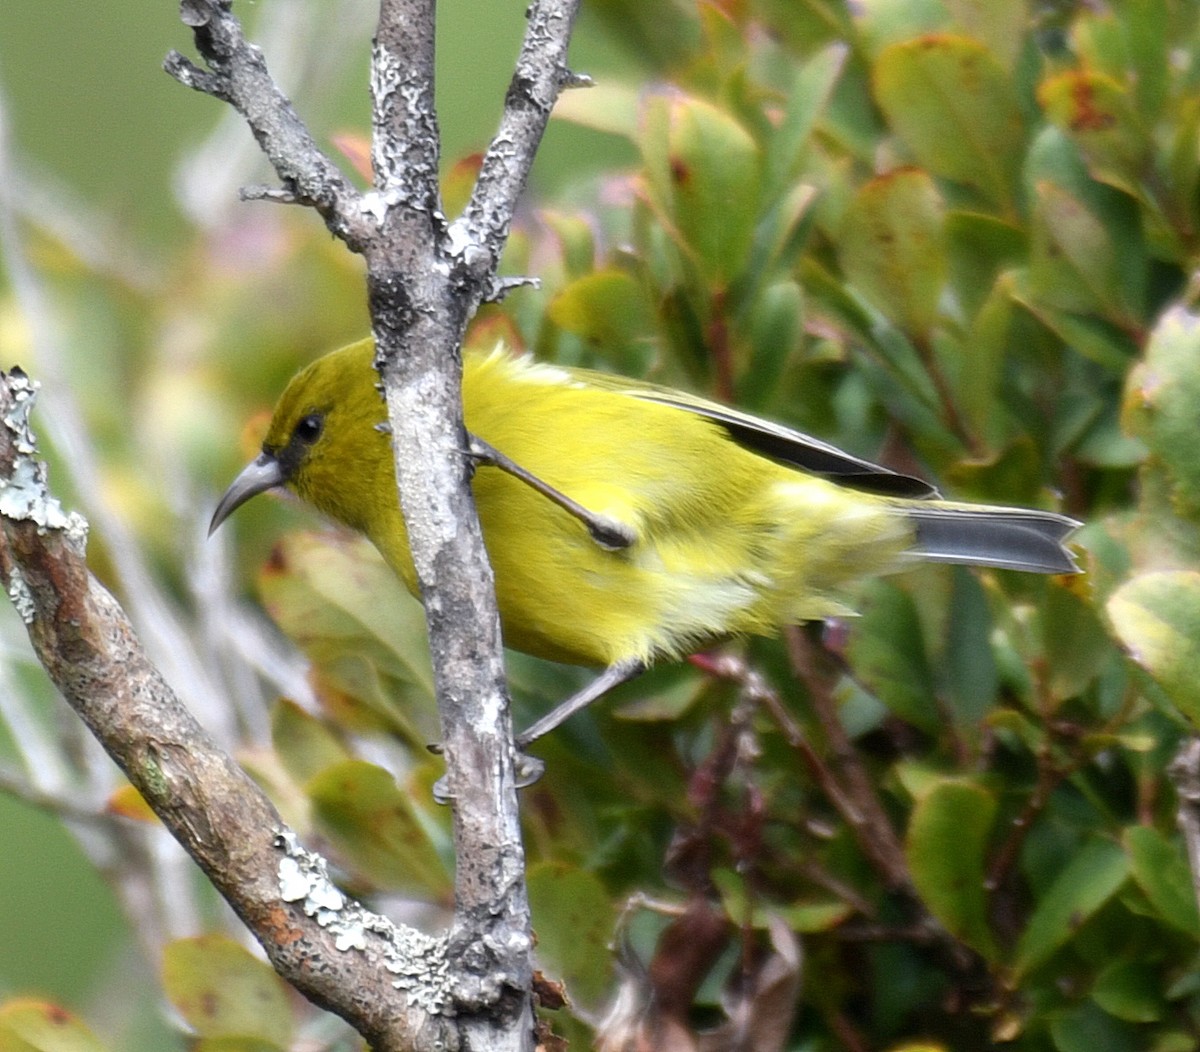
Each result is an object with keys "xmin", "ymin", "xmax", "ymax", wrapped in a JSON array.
[{"xmin": 456, "ymin": 349, "xmax": 913, "ymax": 666}]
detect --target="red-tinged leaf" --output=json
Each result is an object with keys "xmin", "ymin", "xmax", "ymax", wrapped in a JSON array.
[
  {"xmin": 0, "ymin": 1000, "xmax": 108, "ymax": 1052},
  {"xmin": 1039, "ymin": 70, "xmax": 1148, "ymax": 195}
]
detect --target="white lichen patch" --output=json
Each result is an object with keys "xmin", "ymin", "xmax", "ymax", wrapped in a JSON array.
[
  {"xmin": 275, "ymin": 830, "xmax": 451, "ymax": 1013},
  {"xmin": 0, "ymin": 371, "xmax": 89, "ymax": 552},
  {"xmin": 7, "ymin": 567, "xmax": 34, "ymax": 624}
]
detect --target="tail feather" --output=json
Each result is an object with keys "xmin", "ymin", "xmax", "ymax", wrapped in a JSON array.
[{"xmin": 909, "ymin": 505, "xmax": 1081, "ymax": 574}]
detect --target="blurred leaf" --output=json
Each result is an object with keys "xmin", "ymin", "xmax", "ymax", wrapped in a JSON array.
[
  {"xmin": 852, "ymin": 0, "xmax": 950, "ymax": 56},
  {"xmin": 763, "ymin": 42, "xmax": 848, "ymax": 203},
  {"xmin": 1125, "ymin": 825, "xmax": 1200, "ymax": 938},
  {"xmin": 1006, "ymin": 268, "xmax": 1134, "ymax": 373},
  {"xmin": 193, "ymin": 1040, "xmax": 285, "ymax": 1052},
  {"xmin": 1014, "ymin": 838, "xmax": 1130, "ymax": 978},
  {"xmin": 270, "ymin": 699, "xmax": 350, "ymax": 787},
  {"xmin": 944, "ymin": 209, "xmax": 1025, "ymax": 319},
  {"xmin": 739, "ymin": 279, "xmax": 804, "ymax": 408},
  {"xmin": 838, "ymin": 168, "xmax": 946, "ymax": 339},
  {"xmin": 104, "ymin": 783, "xmax": 158, "ymax": 823},
  {"xmin": 1124, "ymin": 305, "xmax": 1200, "ymax": 521},
  {"xmin": 1092, "ymin": 960, "xmax": 1163, "ymax": 1023},
  {"xmin": 905, "ymin": 780, "xmax": 998, "ymax": 958},
  {"xmin": 1028, "ymin": 181, "xmax": 1125, "ymax": 321},
  {"xmin": 161, "ymin": 935, "xmax": 292, "ymax": 1047},
  {"xmin": 308, "ymin": 760, "xmax": 450, "ymax": 895},
  {"xmin": 713, "ymin": 869, "xmax": 853, "ymax": 933},
  {"xmin": 942, "ymin": 0, "xmax": 1027, "ymax": 66},
  {"xmin": 527, "ymin": 863, "xmax": 615, "ymax": 1010},
  {"xmin": 442, "ymin": 152, "xmax": 484, "ymax": 217},
  {"xmin": 848, "ymin": 582, "xmax": 939, "ymax": 732},
  {"xmin": 551, "ymin": 81, "xmax": 641, "ymax": 140},
  {"xmin": 640, "ymin": 94, "xmax": 762, "ymax": 285},
  {"xmin": 873, "ymin": 34, "xmax": 1023, "ymax": 211},
  {"xmin": 259, "ymin": 532, "xmax": 436, "ymax": 745},
  {"xmin": 1048, "ymin": 1001, "xmax": 1141, "ymax": 1052},
  {"xmin": 539, "ymin": 210, "xmax": 597, "ymax": 280},
  {"xmin": 1108, "ymin": 572, "xmax": 1200, "ymax": 725},
  {"xmin": 1038, "ymin": 70, "xmax": 1149, "ymax": 196},
  {"xmin": 547, "ymin": 268, "xmax": 655, "ymax": 370},
  {"xmin": 1042, "ymin": 582, "xmax": 1111, "ymax": 703},
  {"xmin": 0, "ymin": 1000, "xmax": 108, "ymax": 1052},
  {"xmin": 943, "ymin": 569, "xmax": 997, "ymax": 727}
]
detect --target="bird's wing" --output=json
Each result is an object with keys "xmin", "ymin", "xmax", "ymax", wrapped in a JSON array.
[{"xmin": 574, "ymin": 367, "xmax": 938, "ymax": 499}]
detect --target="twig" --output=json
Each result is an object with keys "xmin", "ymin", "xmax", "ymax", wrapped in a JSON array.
[
  {"xmin": 164, "ymin": 0, "xmax": 373, "ymax": 250},
  {"xmin": 0, "ymin": 370, "xmax": 452, "ymax": 1052},
  {"xmin": 783, "ymin": 625, "xmax": 912, "ymax": 892}
]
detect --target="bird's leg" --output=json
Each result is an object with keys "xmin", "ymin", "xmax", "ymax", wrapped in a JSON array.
[
  {"xmin": 515, "ymin": 658, "xmax": 646, "ymax": 748},
  {"xmin": 429, "ymin": 659, "xmax": 646, "ymax": 800},
  {"xmin": 465, "ymin": 434, "xmax": 635, "ymax": 551}
]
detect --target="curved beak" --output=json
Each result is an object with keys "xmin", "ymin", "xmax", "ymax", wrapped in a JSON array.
[{"xmin": 209, "ymin": 453, "xmax": 286, "ymax": 537}]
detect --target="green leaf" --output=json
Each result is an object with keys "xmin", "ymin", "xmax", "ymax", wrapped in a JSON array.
[
  {"xmin": 1042, "ymin": 582, "xmax": 1111, "ymax": 702},
  {"xmin": 1108, "ymin": 572, "xmax": 1200, "ymax": 724},
  {"xmin": 1014, "ymin": 838, "xmax": 1130, "ymax": 978},
  {"xmin": 848, "ymin": 582, "xmax": 939, "ymax": 732},
  {"xmin": 308, "ymin": 760, "xmax": 450, "ymax": 895},
  {"xmin": 838, "ymin": 168, "xmax": 946, "ymax": 338},
  {"xmin": 547, "ymin": 268, "xmax": 655, "ymax": 370},
  {"xmin": 1124, "ymin": 305, "xmax": 1200, "ymax": 521},
  {"xmin": 943, "ymin": 569, "xmax": 997, "ymax": 727},
  {"xmin": 763, "ymin": 42, "xmax": 848, "ymax": 204},
  {"xmin": 551, "ymin": 80, "xmax": 640, "ymax": 140},
  {"xmin": 641, "ymin": 94, "xmax": 762, "ymax": 285},
  {"xmin": 539, "ymin": 210, "xmax": 596, "ymax": 280},
  {"xmin": 1027, "ymin": 181, "xmax": 1130, "ymax": 324},
  {"xmin": 1093, "ymin": 960, "xmax": 1164, "ymax": 1023},
  {"xmin": 270, "ymin": 699, "xmax": 350, "ymax": 787},
  {"xmin": 161, "ymin": 936, "xmax": 292, "ymax": 1047},
  {"xmin": 739, "ymin": 279, "xmax": 804, "ymax": 409},
  {"xmin": 1126, "ymin": 825, "xmax": 1200, "ymax": 938},
  {"xmin": 258, "ymin": 532, "xmax": 436, "ymax": 746},
  {"xmin": 873, "ymin": 34, "xmax": 1023, "ymax": 211},
  {"xmin": 905, "ymin": 780, "xmax": 998, "ymax": 958},
  {"xmin": 0, "ymin": 1001, "xmax": 108, "ymax": 1052},
  {"xmin": 942, "ymin": 0, "xmax": 1027, "ymax": 66},
  {"xmin": 1005, "ymin": 276, "xmax": 1134, "ymax": 375},
  {"xmin": 1049, "ymin": 1001, "xmax": 1142, "ymax": 1052},
  {"xmin": 527, "ymin": 863, "xmax": 615, "ymax": 1010}
]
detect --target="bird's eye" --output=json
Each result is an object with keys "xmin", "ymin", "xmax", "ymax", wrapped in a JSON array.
[{"xmin": 294, "ymin": 413, "xmax": 324, "ymax": 444}]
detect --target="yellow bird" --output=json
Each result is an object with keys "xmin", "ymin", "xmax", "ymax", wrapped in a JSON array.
[{"xmin": 211, "ymin": 338, "xmax": 1079, "ymax": 746}]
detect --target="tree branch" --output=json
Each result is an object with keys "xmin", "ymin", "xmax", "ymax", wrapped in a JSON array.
[
  {"xmin": 0, "ymin": 371, "xmax": 454, "ymax": 1052},
  {"xmin": 164, "ymin": 0, "xmax": 373, "ymax": 250},
  {"xmin": 458, "ymin": 0, "xmax": 586, "ymax": 295},
  {"xmin": 164, "ymin": 0, "xmax": 586, "ymax": 1047}
]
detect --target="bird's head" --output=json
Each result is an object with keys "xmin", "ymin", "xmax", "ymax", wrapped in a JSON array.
[{"xmin": 209, "ymin": 339, "xmax": 391, "ymax": 536}]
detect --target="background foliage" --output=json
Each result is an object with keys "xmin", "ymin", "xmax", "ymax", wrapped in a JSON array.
[{"xmin": 3, "ymin": 1, "xmax": 1200, "ymax": 1050}]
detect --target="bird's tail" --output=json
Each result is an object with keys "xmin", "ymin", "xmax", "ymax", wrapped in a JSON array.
[{"xmin": 907, "ymin": 504, "xmax": 1081, "ymax": 574}]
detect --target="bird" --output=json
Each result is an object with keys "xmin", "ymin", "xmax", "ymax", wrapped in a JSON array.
[{"xmin": 211, "ymin": 337, "xmax": 1080, "ymax": 750}]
